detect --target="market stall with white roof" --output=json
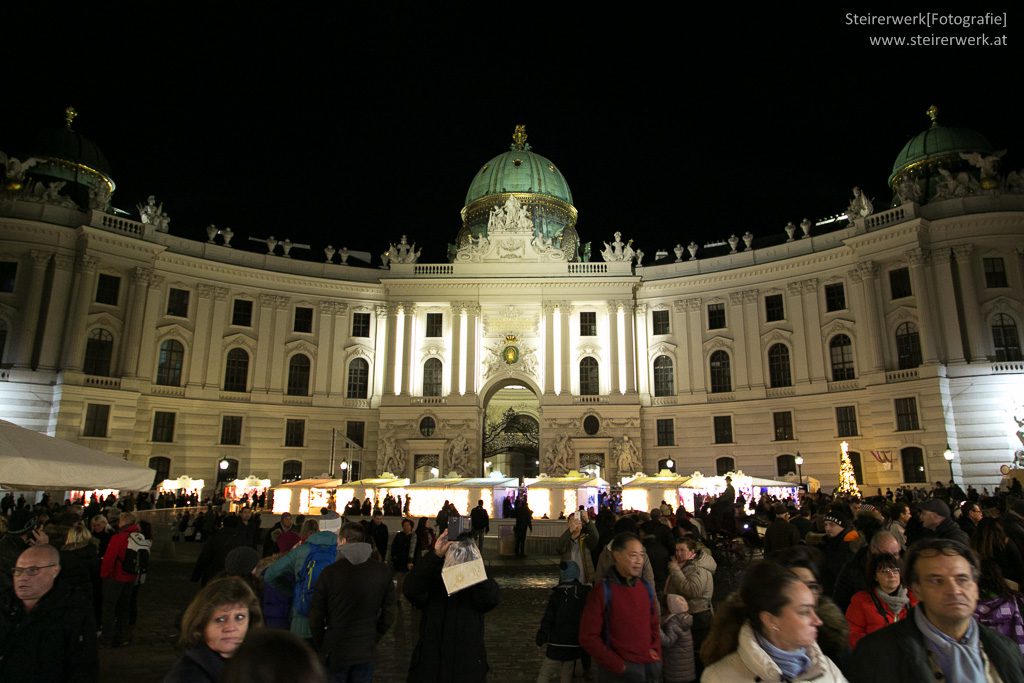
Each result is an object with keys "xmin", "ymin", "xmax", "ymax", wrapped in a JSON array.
[
  {"xmin": 523, "ymin": 471, "xmax": 609, "ymax": 520},
  {"xmin": 619, "ymin": 470, "xmax": 691, "ymax": 512},
  {"xmin": 403, "ymin": 472, "xmax": 519, "ymax": 518},
  {"xmin": 225, "ymin": 475, "xmax": 271, "ymax": 503},
  {"xmin": 335, "ymin": 472, "xmax": 410, "ymax": 514},
  {"xmin": 680, "ymin": 470, "xmax": 799, "ymax": 510},
  {"xmin": 158, "ymin": 475, "xmax": 205, "ymax": 499},
  {"xmin": 271, "ymin": 477, "xmax": 344, "ymax": 515}
]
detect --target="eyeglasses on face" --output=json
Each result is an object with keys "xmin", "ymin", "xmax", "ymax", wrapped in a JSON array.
[
  {"xmin": 12, "ymin": 564, "xmax": 57, "ymax": 577},
  {"xmin": 876, "ymin": 568, "xmax": 901, "ymax": 575}
]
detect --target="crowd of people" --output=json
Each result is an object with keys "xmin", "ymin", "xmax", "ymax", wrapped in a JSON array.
[{"xmin": 4, "ymin": 477, "xmax": 1024, "ymax": 681}]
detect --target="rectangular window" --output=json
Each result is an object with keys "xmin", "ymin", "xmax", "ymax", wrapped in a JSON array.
[
  {"xmin": 293, "ymin": 306, "xmax": 313, "ymax": 333},
  {"xmin": 579, "ymin": 311, "xmax": 597, "ymax": 336},
  {"xmin": 425, "ymin": 312, "xmax": 443, "ymax": 337},
  {"xmin": 707, "ymin": 303, "xmax": 726, "ymax": 329},
  {"xmin": 984, "ymin": 257, "xmax": 1008, "ymax": 288},
  {"xmin": 889, "ymin": 267, "xmax": 912, "ymax": 299},
  {"xmin": 825, "ymin": 283, "xmax": 846, "ymax": 312},
  {"xmin": 895, "ymin": 397, "xmax": 920, "ymax": 431},
  {"xmin": 713, "ymin": 415, "xmax": 733, "ymax": 444},
  {"xmin": 95, "ymin": 274, "xmax": 121, "ymax": 305},
  {"xmin": 83, "ymin": 404, "xmax": 110, "ymax": 438},
  {"xmin": 152, "ymin": 411, "xmax": 176, "ymax": 443},
  {"xmin": 220, "ymin": 415, "xmax": 243, "ymax": 445},
  {"xmin": 652, "ymin": 310, "xmax": 670, "ymax": 335},
  {"xmin": 166, "ymin": 288, "xmax": 190, "ymax": 317},
  {"xmin": 764, "ymin": 294, "xmax": 785, "ymax": 322},
  {"xmin": 346, "ymin": 421, "xmax": 365, "ymax": 448},
  {"xmin": 836, "ymin": 406, "xmax": 858, "ymax": 437},
  {"xmin": 773, "ymin": 411, "xmax": 794, "ymax": 441},
  {"xmin": 232, "ymin": 299, "xmax": 253, "ymax": 327},
  {"xmin": 0, "ymin": 261, "xmax": 17, "ymax": 293},
  {"xmin": 285, "ymin": 419, "xmax": 306, "ymax": 447},
  {"xmin": 656, "ymin": 418, "xmax": 674, "ymax": 446},
  {"xmin": 351, "ymin": 312, "xmax": 371, "ymax": 338}
]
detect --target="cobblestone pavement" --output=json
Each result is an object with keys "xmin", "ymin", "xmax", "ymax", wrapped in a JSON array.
[{"xmin": 100, "ymin": 543, "xmax": 571, "ymax": 682}]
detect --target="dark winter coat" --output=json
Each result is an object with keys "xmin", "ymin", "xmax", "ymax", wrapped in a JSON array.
[
  {"xmin": 369, "ymin": 522, "xmax": 389, "ymax": 560},
  {"xmin": 161, "ymin": 644, "xmax": 226, "ymax": 683},
  {"xmin": 832, "ymin": 545, "xmax": 869, "ymax": 613},
  {"xmin": 930, "ymin": 516, "xmax": 971, "ymax": 546},
  {"xmin": 660, "ymin": 609, "xmax": 695, "ymax": 683},
  {"xmin": 404, "ymin": 551, "xmax": 500, "ymax": 682},
  {"xmin": 191, "ymin": 526, "xmax": 249, "ymax": 585},
  {"xmin": 763, "ymin": 517, "xmax": 800, "ymax": 554},
  {"xmin": 536, "ymin": 580, "xmax": 590, "ymax": 661},
  {"xmin": 390, "ymin": 531, "xmax": 416, "ymax": 573},
  {"xmin": 0, "ymin": 580, "xmax": 98, "ymax": 682},
  {"xmin": 59, "ymin": 542, "xmax": 100, "ymax": 602},
  {"xmin": 820, "ymin": 530, "xmax": 856, "ymax": 596},
  {"xmin": 846, "ymin": 607, "xmax": 1024, "ymax": 683},
  {"xmin": 308, "ymin": 542, "xmax": 395, "ymax": 670}
]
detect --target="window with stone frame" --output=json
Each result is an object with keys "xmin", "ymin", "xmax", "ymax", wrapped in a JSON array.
[
  {"xmin": 652, "ymin": 309, "xmax": 670, "ymax": 335},
  {"xmin": 835, "ymin": 406, "xmax": 858, "ymax": 437},
  {"xmin": 351, "ymin": 312, "xmax": 371, "ymax": 337},
  {"xmin": 231, "ymin": 299, "xmax": 253, "ymax": 327},
  {"xmin": 656, "ymin": 418, "xmax": 674, "ymax": 446},
  {"xmin": 984, "ymin": 257, "xmax": 1008, "ymax": 288},
  {"xmin": 347, "ymin": 358, "xmax": 369, "ymax": 398},
  {"xmin": 166, "ymin": 288, "xmax": 190, "ymax": 317},
  {"xmin": 95, "ymin": 273, "xmax": 121, "ymax": 305},
  {"xmin": 152, "ymin": 411, "xmax": 176, "ymax": 443},
  {"xmin": 285, "ymin": 419, "xmax": 305, "ymax": 447},
  {"xmin": 579, "ymin": 311, "xmax": 597, "ymax": 337},
  {"xmin": 713, "ymin": 415, "xmax": 733, "ymax": 444},
  {"xmin": 653, "ymin": 356, "xmax": 674, "ymax": 397},
  {"xmin": 764, "ymin": 294, "xmax": 785, "ymax": 322},
  {"xmin": 425, "ymin": 312, "xmax": 443, "ymax": 337},
  {"xmin": 895, "ymin": 397, "xmax": 920, "ymax": 431},
  {"xmin": 889, "ymin": 267, "xmax": 912, "ymax": 299},
  {"xmin": 824, "ymin": 283, "xmax": 846, "ymax": 312},
  {"xmin": 707, "ymin": 303, "xmax": 726, "ymax": 329},
  {"xmin": 83, "ymin": 404, "xmax": 110, "ymax": 438},
  {"xmin": 773, "ymin": 411, "xmax": 794, "ymax": 441}
]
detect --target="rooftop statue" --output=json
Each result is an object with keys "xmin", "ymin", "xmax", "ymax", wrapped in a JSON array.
[
  {"xmin": 137, "ymin": 195, "xmax": 171, "ymax": 232},
  {"xmin": 847, "ymin": 186, "xmax": 874, "ymax": 219},
  {"xmin": 381, "ymin": 235, "xmax": 421, "ymax": 267},
  {"xmin": 601, "ymin": 232, "xmax": 636, "ymax": 262},
  {"xmin": 0, "ymin": 151, "xmax": 41, "ymax": 190}
]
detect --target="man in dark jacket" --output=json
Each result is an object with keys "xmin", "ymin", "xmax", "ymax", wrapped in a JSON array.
[
  {"xmin": 847, "ymin": 538, "xmax": 1024, "ymax": 682},
  {"xmin": 308, "ymin": 523, "xmax": 395, "ymax": 679},
  {"xmin": 536, "ymin": 561, "xmax": 590, "ymax": 680},
  {"xmin": 390, "ymin": 518, "xmax": 417, "ymax": 600},
  {"xmin": 514, "ymin": 499, "xmax": 533, "ymax": 557},
  {"xmin": 368, "ymin": 512, "xmax": 389, "ymax": 560},
  {"xmin": 918, "ymin": 498, "xmax": 970, "ymax": 546},
  {"xmin": 470, "ymin": 499, "xmax": 490, "ymax": 553},
  {"xmin": 191, "ymin": 514, "xmax": 249, "ymax": 585},
  {"xmin": 763, "ymin": 503, "xmax": 800, "ymax": 554},
  {"xmin": 404, "ymin": 529, "xmax": 500, "ymax": 682},
  {"xmin": 0, "ymin": 544, "xmax": 98, "ymax": 682}
]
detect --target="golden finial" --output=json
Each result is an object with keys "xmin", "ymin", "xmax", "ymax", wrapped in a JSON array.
[
  {"xmin": 926, "ymin": 105, "xmax": 939, "ymax": 128},
  {"xmin": 65, "ymin": 105, "xmax": 78, "ymax": 130},
  {"xmin": 512, "ymin": 124, "xmax": 528, "ymax": 150}
]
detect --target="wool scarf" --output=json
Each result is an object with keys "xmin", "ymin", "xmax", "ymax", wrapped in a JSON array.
[
  {"xmin": 874, "ymin": 585, "xmax": 910, "ymax": 620},
  {"xmin": 913, "ymin": 605, "xmax": 985, "ymax": 682},
  {"xmin": 755, "ymin": 631, "xmax": 811, "ymax": 680}
]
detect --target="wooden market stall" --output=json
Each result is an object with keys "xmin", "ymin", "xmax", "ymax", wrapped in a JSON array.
[
  {"xmin": 523, "ymin": 471, "xmax": 609, "ymax": 519},
  {"xmin": 158, "ymin": 475, "xmax": 205, "ymax": 500},
  {"xmin": 403, "ymin": 473, "xmax": 519, "ymax": 519},
  {"xmin": 271, "ymin": 477, "xmax": 344, "ymax": 515},
  {"xmin": 620, "ymin": 470, "xmax": 691, "ymax": 512},
  {"xmin": 334, "ymin": 472, "xmax": 410, "ymax": 514},
  {"xmin": 680, "ymin": 470, "xmax": 799, "ymax": 511},
  {"xmin": 225, "ymin": 475, "xmax": 271, "ymax": 505}
]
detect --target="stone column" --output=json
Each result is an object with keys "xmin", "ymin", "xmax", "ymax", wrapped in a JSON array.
[
  {"xmin": 728, "ymin": 292, "xmax": 749, "ymax": 390},
  {"xmin": 188, "ymin": 285, "xmax": 216, "ymax": 386},
  {"xmin": 930, "ymin": 250, "xmax": 966, "ymax": 364},
  {"xmin": 685, "ymin": 299, "xmax": 705, "ymax": 394},
  {"xmin": 402, "ymin": 305, "xmax": 418, "ymax": 396},
  {"xmin": 60, "ymin": 254, "xmax": 98, "ymax": 371},
  {"xmin": 742, "ymin": 289, "xmax": 763, "ymax": 388},
  {"xmin": 621, "ymin": 302, "xmax": 637, "ymax": 394},
  {"xmin": 907, "ymin": 249, "xmax": 940, "ymax": 364},
  {"xmin": 953, "ymin": 244, "xmax": 985, "ymax": 362},
  {"xmin": 201, "ymin": 287, "xmax": 229, "ymax": 388},
  {"xmin": 120, "ymin": 267, "xmax": 153, "ymax": 377},
  {"xmin": 785, "ymin": 283, "xmax": 809, "ymax": 384},
  {"xmin": 465, "ymin": 304, "xmax": 480, "ymax": 395},
  {"xmin": 559, "ymin": 302, "xmax": 572, "ymax": 394},
  {"xmin": 267, "ymin": 296, "xmax": 289, "ymax": 394},
  {"xmin": 136, "ymin": 275, "xmax": 165, "ymax": 381},
  {"xmin": 542, "ymin": 302, "xmax": 556, "ymax": 395},
  {"xmin": 37, "ymin": 253, "xmax": 75, "ymax": 371},
  {"xmin": 327, "ymin": 303, "xmax": 348, "ymax": 396},
  {"xmin": 13, "ymin": 251, "xmax": 52, "ymax": 368},
  {"xmin": 450, "ymin": 303, "xmax": 464, "ymax": 394},
  {"xmin": 852, "ymin": 261, "xmax": 885, "ymax": 372},
  {"xmin": 606, "ymin": 301, "xmax": 620, "ymax": 394},
  {"xmin": 384, "ymin": 304, "xmax": 402, "ymax": 395},
  {"xmin": 314, "ymin": 302, "xmax": 340, "ymax": 395},
  {"xmin": 252, "ymin": 294, "xmax": 277, "ymax": 393},
  {"xmin": 672, "ymin": 301, "xmax": 691, "ymax": 394},
  {"xmin": 634, "ymin": 303, "xmax": 649, "ymax": 396},
  {"xmin": 372, "ymin": 305, "xmax": 388, "ymax": 399},
  {"xmin": 800, "ymin": 279, "xmax": 825, "ymax": 382}
]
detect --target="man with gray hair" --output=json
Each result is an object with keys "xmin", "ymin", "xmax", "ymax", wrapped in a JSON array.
[
  {"xmin": 0, "ymin": 544, "xmax": 98, "ymax": 680},
  {"xmin": 848, "ymin": 539, "xmax": 1024, "ymax": 682},
  {"xmin": 833, "ymin": 529, "xmax": 901, "ymax": 612}
]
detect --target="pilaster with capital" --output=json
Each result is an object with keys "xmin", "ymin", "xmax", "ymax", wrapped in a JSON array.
[
  {"xmin": 120, "ymin": 268, "xmax": 154, "ymax": 377},
  {"xmin": 136, "ymin": 274, "xmax": 165, "ymax": 381},
  {"xmin": 267, "ymin": 296, "xmax": 290, "ymax": 393},
  {"xmin": 559, "ymin": 302, "xmax": 572, "ymax": 394},
  {"xmin": 851, "ymin": 261, "xmax": 884, "ymax": 371},
  {"xmin": 59, "ymin": 254, "xmax": 98, "ymax": 371},
  {"xmin": 372, "ymin": 305, "xmax": 388, "ymax": 399},
  {"xmin": 313, "ymin": 302, "xmax": 340, "ymax": 395},
  {"xmin": 930, "ymin": 250, "xmax": 966, "ymax": 363},
  {"xmin": 683, "ymin": 299, "xmax": 706, "ymax": 393},
  {"xmin": 671, "ymin": 301, "xmax": 691, "ymax": 394},
  {"xmin": 201, "ymin": 286, "xmax": 231, "ymax": 388},
  {"xmin": 633, "ymin": 302, "xmax": 649, "ymax": 396},
  {"xmin": 907, "ymin": 249, "xmax": 942, "ymax": 364},
  {"xmin": 542, "ymin": 302, "xmax": 556, "ymax": 394},
  {"xmin": 12, "ymin": 251, "xmax": 51, "ymax": 368},
  {"xmin": 383, "ymin": 303, "xmax": 402, "ymax": 396},
  {"xmin": 726, "ymin": 292, "xmax": 750, "ymax": 389},
  {"xmin": 402, "ymin": 305, "xmax": 418, "ymax": 396},
  {"xmin": 798, "ymin": 279, "xmax": 825, "ymax": 382},
  {"xmin": 952, "ymin": 244, "xmax": 985, "ymax": 361},
  {"xmin": 783, "ymin": 282, "xmax": 809, "ymax": 384},
  {"xmin": 37, "ymin": 254, "xmax": 76, "ymax": 370},
  {"xmin": 187, "ymin": 284, "xmax": 217, "ymax": 386},
  {"xmin": 606, "ymin": 301, "xmax": 621, "ymax": 394},
  {"xmin": 251, "ymin": 294, "xmax": 278, "ymax": 392},
  {"xmin": 741, "ymin": 289, "xmax": 763, "ymax": 389},
  {"xmin": 465, "ymin": 304, "xmax": 481, "ymax": 395}
]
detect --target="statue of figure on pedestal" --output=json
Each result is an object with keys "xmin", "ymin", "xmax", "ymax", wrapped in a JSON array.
[
  {"xmin": 445, "ymin": 434, "xmax": 471, "ymax": 476},
  {"xmin": 378, "ymin": 436, "xmax": 406, "ymax": 476},
  {"xmin": 613, "ymin": 435, "xmax": 642, "ymax": 476}
]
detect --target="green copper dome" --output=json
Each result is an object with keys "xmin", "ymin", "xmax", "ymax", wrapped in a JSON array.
[
  {"xmin": 889, "ymin": 105, "xmax": 993, "ymax": 185},
  {"xmin": 465, "ymin": 126, "xmax": 573, "ymax": 205}
]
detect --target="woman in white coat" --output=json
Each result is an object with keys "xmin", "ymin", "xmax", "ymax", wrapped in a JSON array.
[{"xmin": 701, "ymin": 561, "xmax": 847, "ymax": 682}]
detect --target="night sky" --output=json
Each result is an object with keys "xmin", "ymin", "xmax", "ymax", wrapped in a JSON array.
[{"xmin": 2, "ymin": 4, "xmax": 1019, "ymax": 264}]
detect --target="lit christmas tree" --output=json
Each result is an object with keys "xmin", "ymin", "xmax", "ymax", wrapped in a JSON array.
[{"xmin": 836, "ymin": 441, "xmax": 860, "ymax": 496}]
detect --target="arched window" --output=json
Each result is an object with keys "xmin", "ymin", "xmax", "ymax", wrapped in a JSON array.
[
  {"xmin": 776, "ymin": 454, "xmax": 797, "ymax": 477},
  {"xmin": 993, "ymin": 314, "xmax": 1022, "ymax": 362},
  {"xmin": 286, "ymin": 354, "xmax": 311, "ymax": 396},
  {"xmin": 895, "ymin": 322, "xmax": 922, "ymax": 369},
  {"xmin": 709, "ymin": 350, "xmax": 732, "ymax": 393},
  {"xmin": 282, "ymin": 460, "xmax": 303, "ymax": 483},
  {"xmin": 579, "ymin": 357, "xmax": 600, "ymax": 396},
  {"xmin": 653, "ymin": 355, "xmax": 674, "ymax": 397},
  {"xmin": 829, "ymin": 334, "xmax": 855, "ymax": 381},
  {"xmin": 901, "ymin": 446, "xmax": 926, "ymax": 483},
  {"xmin": 715, "ymin": 456, "xmax": 735, "ymax": 476},
  {"xmin": 156, "ymin": 339, "xmax": 184, "ymax": 386},
  {"xmin": 148, "ymin": 456, "xmax": 171, "ymax": 489},
  {"xmin": 347, "ymin": 358, "xmax": 369, "ymax": 399},
  {"xmin": 767, "ymin": 344, "xmax": 792, "ymax": 388},
  {"xmin": 423, "ymin": 358, "xmax": 443, "ymax": 397},
  {"xmin": 223, "ymin": 348, "xmax": 249, "ymax": 392},
  {"xmin": 84, "ymin": 328, "xmax": 114, "ymax": 376}
]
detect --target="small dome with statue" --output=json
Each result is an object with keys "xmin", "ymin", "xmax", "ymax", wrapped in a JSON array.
[{"xmin": 457, "ymin": 126, "xmax": 581, "ymax": 261}]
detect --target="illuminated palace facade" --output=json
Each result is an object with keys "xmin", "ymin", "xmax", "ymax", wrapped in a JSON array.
[{"xmin": 1, "ymin": 115, "xmax": 1023, "ymax": 490}]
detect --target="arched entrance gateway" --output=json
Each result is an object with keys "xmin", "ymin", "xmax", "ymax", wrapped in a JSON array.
[{"xmin": 481, "ymin": 377, "xmax": 540, "ymax": 480}]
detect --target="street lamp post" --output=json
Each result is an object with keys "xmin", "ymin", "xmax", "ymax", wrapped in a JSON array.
[
  {"xmin": 340, "ymin": 460, "xmax": 349, "ymax": 484},
  {"xmin": 944, "ymin": 444, "xmax": 955, "ymax": 482},
  {"xmin": 795, "ymin": 452, "xmax": 804, "ymax": 487},
  {"xmin": 666, "ymin": 458, "xmax": 675, "ymax": 473}
]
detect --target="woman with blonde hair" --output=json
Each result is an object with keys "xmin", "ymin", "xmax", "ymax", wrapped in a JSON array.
[
  {"xmin": 163, "ymin": 577, "xmax": 263, "ymax": 683},
  {"xmin": 61, "ymin": 521, "xmax": 101, "ymax": 621}
]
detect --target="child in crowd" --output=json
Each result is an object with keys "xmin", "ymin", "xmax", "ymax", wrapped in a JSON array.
[
  {"xmin": 536, "ymin": 562, "xmax": 590, "ymax": 682},
  {"xmin": 661, "ymin": 593, "xmax": 695, "ymax": 683}
]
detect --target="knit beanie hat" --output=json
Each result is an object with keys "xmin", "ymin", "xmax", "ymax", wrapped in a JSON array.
[
  {"xmin": 224, "ymin": 546, "xmax": 259, "ymax": 576},
  {"xmin": 823, "ymin": 511, "xmax": 848, "ymax": 528}
]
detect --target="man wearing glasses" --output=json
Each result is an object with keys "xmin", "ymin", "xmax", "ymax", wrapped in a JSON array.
[
  {"xmin": 847, "ymin": 539, "xmax": 1024, "ymax": 682},
  {"xmin": 0, "ymin": 544, "xmax": 98, "ymax": 681}
]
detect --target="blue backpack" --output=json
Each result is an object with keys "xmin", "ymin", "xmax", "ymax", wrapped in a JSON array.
[{"xmin": 295, "ymin": 542, "xmax": 337, "ymax": 616}]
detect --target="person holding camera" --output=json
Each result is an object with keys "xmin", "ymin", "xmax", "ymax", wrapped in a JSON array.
[{"xmin": 557, "ymin": 511, "xmax": 598, "ymax": 585}]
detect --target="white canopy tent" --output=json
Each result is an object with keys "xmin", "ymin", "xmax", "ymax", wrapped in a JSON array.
[{"xmin": 0, "ymin": 420, "xmax": 156, "ymax": 490}]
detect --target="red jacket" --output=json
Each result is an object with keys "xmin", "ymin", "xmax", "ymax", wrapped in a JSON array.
[
  {"xmin": 846, "ymin": 588, "xmax": 918, "ymax": 649},
  {"xmin": 579, "ymin": 574, "xmax": 661, "ymax": 674},
  {"xmin": 100, "ymin": 523, "xmax": 140, "ymax": 583}
]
